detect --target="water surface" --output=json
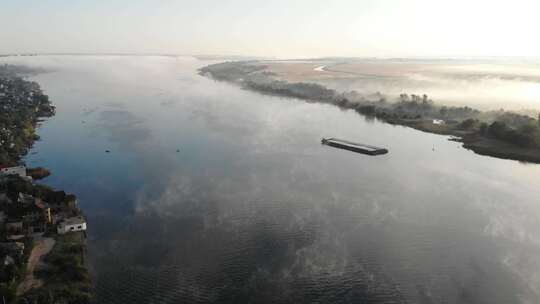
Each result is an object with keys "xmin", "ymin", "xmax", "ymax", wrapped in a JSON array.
[{"xmin": 2, "ymin": 56, "xmax": 540, "ymax": 303}]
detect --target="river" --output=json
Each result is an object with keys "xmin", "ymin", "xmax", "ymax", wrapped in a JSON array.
[{"xmin": 2, "ymin": 55, "xmax": 540, "ymax": 303}]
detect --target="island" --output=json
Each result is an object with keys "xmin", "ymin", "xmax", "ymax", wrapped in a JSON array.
[
  {"xmin": 0, "ymin": 65, "xmax": 91, "ymax": 304},
  {"xmin": 200, "ymin": 61, "xmax": 540, "ymax": 163}
]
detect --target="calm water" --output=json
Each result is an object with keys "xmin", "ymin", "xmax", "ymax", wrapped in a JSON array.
[{"xmin": 3, "ymin": 56, "xmax": 540, "ymax": 303}]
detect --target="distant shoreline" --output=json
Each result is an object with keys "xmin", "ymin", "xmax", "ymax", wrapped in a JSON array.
[{"xmin": 200, "ymin": 61, "xmax": 540, "ymax": 164}]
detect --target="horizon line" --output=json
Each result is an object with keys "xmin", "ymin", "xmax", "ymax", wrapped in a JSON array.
[{"xmin": 2, "ymin": 52, "xmax": 540, "ymax": 61}]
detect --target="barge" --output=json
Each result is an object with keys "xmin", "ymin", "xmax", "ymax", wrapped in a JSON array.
[{"xmin": 321, "ymin": 138, "xmax": 388, "ymax": 155}]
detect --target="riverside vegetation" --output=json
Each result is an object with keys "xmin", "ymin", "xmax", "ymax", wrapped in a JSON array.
[
  {"xmin": 200, "ymin": 61, "xmax": 540, "ymax": 163},
  {"xmin": 0, "ymin": 65, "xmax": 91, "ymax": 304}
]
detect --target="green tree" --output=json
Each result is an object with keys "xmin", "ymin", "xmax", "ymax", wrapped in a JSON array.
[
  {"xmin": 479, "ymin": 123, "xmax": 488, "ymax": 135},
  {"xmin": 460, "ymin": 118, "xmax": 478, "ymax": 130}
]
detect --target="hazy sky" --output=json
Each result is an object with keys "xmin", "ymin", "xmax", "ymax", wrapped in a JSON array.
[{"xmin": 1, "ymin": 0, "xmax": 539, "ymax": 58}]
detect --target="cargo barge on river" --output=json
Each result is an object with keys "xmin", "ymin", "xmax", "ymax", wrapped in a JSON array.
[{"xmin": 322, "ymin": 138, "xmax": 388, "ymax": 155}]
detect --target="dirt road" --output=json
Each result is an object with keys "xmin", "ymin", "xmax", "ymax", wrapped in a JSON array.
[{"xmin": 16, "ymin": 237, "xmax": 55, "ymax": 295}]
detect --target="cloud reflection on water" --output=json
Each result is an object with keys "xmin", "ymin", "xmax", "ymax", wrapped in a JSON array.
[{"xmin": 10, "ymin": 55, "xmax": 540, "ymax": 303}]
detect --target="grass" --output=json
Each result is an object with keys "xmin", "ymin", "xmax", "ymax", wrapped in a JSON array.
[{"xmin": 22, "ymin": 232, "xmax": 92, "ymax": 304}]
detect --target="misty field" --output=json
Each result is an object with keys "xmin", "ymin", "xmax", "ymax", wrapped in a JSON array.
[{"xmin": 262, "ymin": 59, "xmax": 540, "ymax": 112}]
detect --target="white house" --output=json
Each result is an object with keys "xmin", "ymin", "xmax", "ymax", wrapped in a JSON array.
[
  {"xmin": 57, "ymin": 216, "xmax": 87, "ymax": 234},
  {"xmin": 432, "ymin": 119, "xmax": 446, "ymax": 125},
  {"xmin": 0, "ymin": 165, "xmax": 29, "ymax": 179}
]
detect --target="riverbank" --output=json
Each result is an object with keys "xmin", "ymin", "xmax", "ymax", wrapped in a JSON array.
[
  {"xmin": 0, "ymin": 65, "xmax": 91, "ymax": 303},
  {"xmin": 395, "ymin": 119, "xmax": 540, "ymax": 163},
  {"xmin": 200, "ymin": 61, "xmax": 540, "ymax": 164}
]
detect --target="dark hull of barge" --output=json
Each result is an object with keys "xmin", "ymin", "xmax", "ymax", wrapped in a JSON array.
[{"xmin": 322, "ymin": 138, "xmax": 388, "ymax": 156}]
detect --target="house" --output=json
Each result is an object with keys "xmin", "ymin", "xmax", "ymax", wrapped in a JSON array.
[
  {"xmin": 18, "ymin": 193, "xmax": 34, "ymax": 205},
  {"xmin": 20, "ymin": 198, "xmax": 52, "ymax": 224},
  {"xmin": 34, "ymin": 199, "xmax": 52, "ymax": 224},
  {"xmin": 57, "ymin": 216, "xmax": 87, "ymax": 234},
  {"xmin": 6, "ymin": 234, "xmax": 25, "ymax": 241},
  {"xmin": 11, "ymin": 194, "xmax": 52, "ymax": 226},
  {"xmin": 27, "ymin": 221, "xmax": 47, "ymax": 234},
  {"xmin": 0, "ymin": 165, "xmax": 29, "ymax": 179},
  {"xmin": 5, "ymin": 220, "xmax": 23, "ymax": 233},
  {"xmin": 432, "ymin": 119, "xmax": 446, "ymax": 125}
]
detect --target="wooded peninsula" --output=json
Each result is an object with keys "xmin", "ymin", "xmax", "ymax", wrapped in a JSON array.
[{"xmin": 200, "ymin": 61, "xmax": 540, "ymax": 163}]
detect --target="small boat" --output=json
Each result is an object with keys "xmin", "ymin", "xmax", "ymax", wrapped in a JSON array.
[{"xmin": 321, "ymin": 138, "xmax": 388, "ymax": 156}]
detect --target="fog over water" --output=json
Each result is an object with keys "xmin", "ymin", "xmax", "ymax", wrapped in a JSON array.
[
  {"xmin": 2, "ymin": 56, "xmax": 540, "ymax": 303},
  {"xmin": 298, "ymin": 59, "xmax": 540, "ymax": 112}
]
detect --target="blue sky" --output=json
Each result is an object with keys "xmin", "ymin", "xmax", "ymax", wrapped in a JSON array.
[{"xmin": 1, "ymin": 0, "xmax": 539, "ymax": 58}]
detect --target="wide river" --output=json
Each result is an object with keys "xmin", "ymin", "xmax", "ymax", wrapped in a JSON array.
[{"xmin": 3, "ymin": 56, "xmax": 540, "ymax": 303}]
